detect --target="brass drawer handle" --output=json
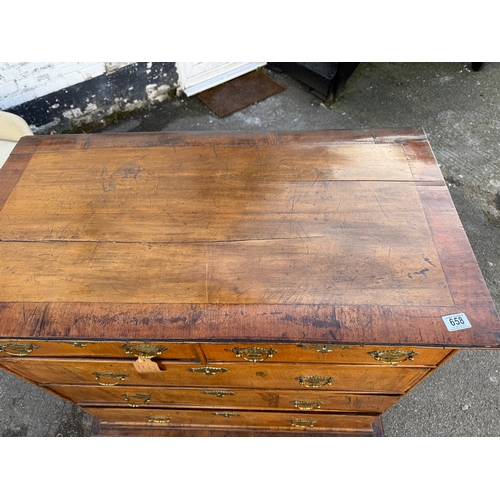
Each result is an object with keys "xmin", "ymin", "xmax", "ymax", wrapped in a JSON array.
[
  {"xmin": 93, "ymin": 372, "xmax": 129, "ymax": 386},
  {"xmin": 123, "ymin": 393, "xmax": 152, "ymax": 407},
  {"xmin": 0, "ymin": 342, "xmax": 39, "ymax": 357},
  {"xmin": 188, "ymin": 366, "xmax": 228, "ymax": 376},
  {"xmin": 122, "ymin": 343, "xmax": 168, "ymax": 359},
  {"xmin": 368, "ymin": 349, "xmax": 419, "ymax": 365},
  {"xmin": 230, "ymin": 346, "xmax": 278, "ymax": 362},
  {"xmin": 290, "ymin": 419, "xmax": 315, "ymax": 428},
  {"xmin": 202, "ymin": 390, "xmax": 235, "ymax": 398},
  {"xmin": 295, "ymin": 376, "xmax": 334, "ymax": 388},
  {"xmin": 214, "ymin": 412, "xmax": 240, "ymax": 418},
  {"xmin": 147, "ymin": 415, "xmax": 170, "ymax": 423},
  {"xmin": 297, "ymin": 344, "xmax": 350, "ymax": 353},
  {"xmin": 291, "ymin": 400, "xmax": 323, "ymax": 410}
]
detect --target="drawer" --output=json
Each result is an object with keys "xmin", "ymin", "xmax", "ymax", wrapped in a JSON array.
[
  {"xmin": 202, "ymin": 343, "xmax": 455, "ymax": 366},
  {"xmin": 0, "ymin": 358, "xmax": 430, "ymax": 393},
  {"xmin": 50, "ymin": 384, "xmax": 400, "ymax": 413},
  {"xmin": 85, "ymin": 406, "xmax": 380, "ymax": 433},
  {"xmin": 0, "ymin": 340, "xmax": 199, "ymax": 361}
]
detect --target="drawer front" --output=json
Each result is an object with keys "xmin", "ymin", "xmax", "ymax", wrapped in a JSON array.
[
  {"xmin": 84, "ymin": 406, "xmax": 379, "ymax": 432},
  {"xmin": 1, "ymin": 358, "xmax": 430, "ymax": 393},
  {"xmin": 202, "ymin": 343, "xmax": 455, "ymax": 366},
  {"xmin": 0, "ymin": 340, "xmax": 199, "ymax": 361},
  {"xmin": 50, "ymin": 384, "xmax": 400, "ymax": 413}
]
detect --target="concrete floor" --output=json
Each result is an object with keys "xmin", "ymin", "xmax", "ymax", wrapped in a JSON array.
[{"xmin": 1, "ymin": 62, "xmax": 499, "ymax": 437}]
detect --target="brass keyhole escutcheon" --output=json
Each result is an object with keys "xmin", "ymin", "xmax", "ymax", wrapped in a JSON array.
[
  {"xmin": 55, "ymin": 341, "xmax": 91, "ymax": 348},
  {"xmin": 297, "ymin": 344, "xmax": 351, "ymax": 354},
  {"xmin": 368, "ymin": 349, "xmax": 419, "ymax": 365},
  {"xmin": 230, "ymin": 346, "xmax": 278, "ymax": 362},
  {"xmin": 202, "ymin": 390, "xmax": 235, "ymax": 398},
  {"xmin": 67, "ymin": 342, "xmax": 88, "ymax": 348}
]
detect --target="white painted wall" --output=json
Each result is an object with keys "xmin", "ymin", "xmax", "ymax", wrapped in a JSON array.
[
  {"xmin": 176, "ymin": 62, "xmax": 266, "ymax": 96},
  {"xmin": 0, "ymin": 62, "xmax": 132, "ymax": 109},
  {"xmin": 1, "ymin": 62, "xmax": 267, "ymax": 109}
]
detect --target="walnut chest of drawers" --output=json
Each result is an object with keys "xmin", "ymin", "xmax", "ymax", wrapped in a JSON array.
[{"xmin": 1, "ymin": 128, "xmax": 499, "ymax": 437}]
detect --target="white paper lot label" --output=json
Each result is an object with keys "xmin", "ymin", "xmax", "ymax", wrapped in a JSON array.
[{"xmin": 442, "ymin": 313, "xmax": 471, "ymax": 331}]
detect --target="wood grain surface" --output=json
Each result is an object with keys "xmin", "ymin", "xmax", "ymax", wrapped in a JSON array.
[
  {"xmin": 0, "ymin": 129, "xmax": 498, "ymax": 347},
  {"xmin": 86, "ymin": 406, "xmax": 380, "ymax": 432},
  {"xmin": 51, "ymin": 384, "xmax": 400, "ymax": 413},
  {"xmin": 0, "ymin": 358, "xmax": 430, "ymax": 393}
]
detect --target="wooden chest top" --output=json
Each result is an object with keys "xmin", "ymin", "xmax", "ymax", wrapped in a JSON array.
[{"xmin": 0, "ymin": 128, "xmax": 498, "ymax": 347}]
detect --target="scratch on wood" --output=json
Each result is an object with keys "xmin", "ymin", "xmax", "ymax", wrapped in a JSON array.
[
  {"xmin": 206, "ymin": 262, "xmax": 209, "ymax": 303},
  {"xmin": 372, "ymin": 190, "xmax": 390, "ymax": 221},
  {"xmin": 413, "ymin": 268, "xmax": 429, "ymax": 278},
  {"xmin": 105, "ymin": 277, "xmax": 127, "ymax": 296},
  {"xmin": 422, "ymin": 255, "xmax": 436, "ymax": 267},
  {"xmin": 85, "ymin": 243, "xmax": 99, "ymax": 262},
  {"xmin": 36, "ymin": 303, "xmax": 50, "ymax": 337},
  {"xmin": 254, "ymin": 145, "xmax": 263, "ymax": 165},
  {"xmin": 335, "ymin": 192, "xmax": 345, "ymax": 212},
  {"xmin": 174, "ymin": 162, "xmax": 184, "ymax": 188},
  {"xmin": 297, "ymin": 221, "xmax": 313, "ymax": 242},
  {"xmin": 143, "ymin": 211, "xmax": 163, "ymax": 223}
]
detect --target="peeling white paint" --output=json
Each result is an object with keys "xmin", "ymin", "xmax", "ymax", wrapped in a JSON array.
[
  {"xmin": 84, "ymin": 103, "xmax": 98, "ymax": 113},
  {"xmin": 105, "ymin": 62, "xmax": 133, "ymax": 74},
  {"xmin": 145, "ymin": 83, "xmax": 171, "ymax": 103},
  {"xmin": 2, "ymin": 62, "xmax": 179, "ymax": 134},
  {"xmin": 123, "ymin": 101, "xmax": 144, "ymax": 112},
  {"xmin": 0, "ymin": 62, "xmax": 106, "ymax": 109},
  {"xmin": 107, "ymin": 104, "xmax": 121, "ymax": 114},
  {"xmin": 62, "ymin": 108, "xmax": 83, "ymax": 119},
  {"xmin": 66, "ymin": 98, "xmax": 147, "ymax": 131}
]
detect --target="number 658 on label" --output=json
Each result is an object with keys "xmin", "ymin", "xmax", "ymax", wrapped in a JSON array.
[{"xmin": 442, "ymin": 313, "xmax": 471, "ymax": 331}]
